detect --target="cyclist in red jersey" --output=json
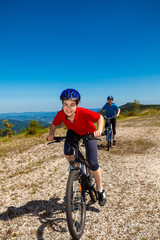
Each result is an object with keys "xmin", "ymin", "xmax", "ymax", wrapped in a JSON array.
[{"xmin": 47, "ymin": 88, "xmax": 106, "ymax": 206}]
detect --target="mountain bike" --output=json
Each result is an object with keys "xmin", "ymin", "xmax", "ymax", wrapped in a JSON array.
[
  {"xmin": 103, "ymin": 116, "xmax": 116, "ymax": 151},
  {"xmin": 47, "ymin": 134, "xmax": 98, "ymax": 240}
]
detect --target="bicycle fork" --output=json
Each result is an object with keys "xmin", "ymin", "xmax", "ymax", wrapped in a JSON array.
[{"xmin": 106, "ymin": 129, "xmax": 112, "ymax": 141}]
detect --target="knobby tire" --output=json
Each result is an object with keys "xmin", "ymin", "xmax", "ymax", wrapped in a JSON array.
[
  {"xmin": 110, "ymin": 130, "xmax": 112, "ymax": 148},
  {"xmin": 107, "ymin": 131, "xmax": 110, "ymax": 151},
  {"xmin": 66, "ymin": 169, "xmax": 86, "ymax": 240}
]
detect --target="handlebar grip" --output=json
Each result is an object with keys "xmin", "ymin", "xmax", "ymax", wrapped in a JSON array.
[
  {"xmin": 101, "ymin": 132, "xmax": 106, "ymax": 136},
  {"xmin": 47, "ymin": 136, "xmax": 66, "ymax": 144},
  {"xmin": 47, "ymin": 141, "xmax": 55, "ymax": 145}
]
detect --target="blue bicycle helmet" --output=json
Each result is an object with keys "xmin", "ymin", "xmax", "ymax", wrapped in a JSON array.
[
  {"xmin": 107, "ymin": 95, "xmax": 114, "ymax": 100},
  {"xmin": 60, "ymin": 88, "xmax": 81, "ymax": 101}
]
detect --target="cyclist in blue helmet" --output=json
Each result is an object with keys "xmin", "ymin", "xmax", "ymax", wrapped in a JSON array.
[
  {"xmin": 100, "ymin": 96, "xmax": 120, "ymax": 145},
  {"xmin": 60, "ymin": 88, "xmax": 81, "ymax": 102},
  {"xmin": 47, "ymin": 88, "xmax": 106, "ymax": 206}
]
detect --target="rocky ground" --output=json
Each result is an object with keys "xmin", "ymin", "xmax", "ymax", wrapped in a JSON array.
[{"xmin": 0, "ymin": 115, "xmax": 160, "ymax": 240}]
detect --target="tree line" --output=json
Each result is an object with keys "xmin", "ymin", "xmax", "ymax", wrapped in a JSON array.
[
  {"xmin": 0, "ymin": 100, "xmax": 142, "ymax": 137},
  {"xmin": 0, "ymin": 119, "xmax": 44, "ymax": 137}
]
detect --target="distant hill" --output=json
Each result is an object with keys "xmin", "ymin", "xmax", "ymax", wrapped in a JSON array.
[
  {"xmin": 0, "ymin": 112, "xmax": 57, "ymax": 123},
  {"xmin": 93, "ymin": 103, "xmax": 160, "ymax": 114},
  {"xmin": 0, "ymin": 119, "xmax": 50, "ymax": 133},
  {"xmin": 120, "ymin": 102, "xmax": 160, "ymax": 113},
  {"xmin": 0, "ymin": 109, "xmax": 101, "ymax": 123},
  {"xmin": 89, "ymin": 108, "xmax": 101, "ymax": 112},
  {"xmin": 0, "ymin": 104, "xmax": 160, "ymax": 131}
]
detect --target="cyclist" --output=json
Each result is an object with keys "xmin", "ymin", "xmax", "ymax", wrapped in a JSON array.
[
  {"xmin": 47, "ymin": 88, "xmax": 106, "ymax": 206},
  {"xmin": 100, "ymin": 96, "xmax": 120, "ymax": 146}
]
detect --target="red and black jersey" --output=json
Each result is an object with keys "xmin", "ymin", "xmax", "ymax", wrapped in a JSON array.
[{"xmin": 52, "ymin": 107, "xmax": 100, "ymax": 136}]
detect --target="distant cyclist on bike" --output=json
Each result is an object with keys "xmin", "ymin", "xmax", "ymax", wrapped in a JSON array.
[
  {"xmin": 47, "ymin": 88, "xmax": 106, "ymax": 206},
  {"xmin": 100, "ymin": 96, "xmax": 120, "ymax": 146}
]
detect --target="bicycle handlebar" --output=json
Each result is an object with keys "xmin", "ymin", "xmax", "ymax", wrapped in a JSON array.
[
  {"xmin": 47, "ymin": 136, "xmax": 66, "ymax": 144},
  {"xmin": 102, "ymin": 115, "xmax": 117, "ymax": 120},
  {"xmin": 47, "ymin": 132, "xmax": 106, "ymax": 145},
  {"xmin": 101, "ymin": 132, "xmax": 106, "ymax": 136}
]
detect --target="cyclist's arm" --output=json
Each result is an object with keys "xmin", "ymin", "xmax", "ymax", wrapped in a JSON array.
[
  {"xmin": 47, "ymin": 124, "xmax": 56, "ymax": 141},
  {"xmin": 116, "ymin": 108, "xmax": 120, "ymax": 117},
  {"xmin": 100, "ymin": 104, "xmax": 107, "ymax": 114},
  {"xmin": 100, "ymin": 109, "xmax": 107, "ymax": 116},
  {"xmin": 94, "ymin": 115, "xmax": 104, "ymax": 138}
]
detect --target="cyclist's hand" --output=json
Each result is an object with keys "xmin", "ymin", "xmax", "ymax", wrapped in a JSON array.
[
  {"xmin": 93, "ymin": 131, "xmax": 102, "ymax": 138},
  {"xmin": 46, "ymin": 135, "xmax": 54, "ymax": 141}
]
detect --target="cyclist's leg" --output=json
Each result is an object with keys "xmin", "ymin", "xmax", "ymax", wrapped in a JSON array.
[
  {"xmin": 85, "ymin": 139, "xmax": 106, "ymax": 206},
  {"xmin": 64, "ymin": 130, "xmax": 81, "ymax": 163},
  {"xmin": 111, "ymin": 118, "xmax": 117, "ymax": 145},
  {"xmin": 92, "ymin": 168, "xmax": 102, "ymax": 190},
  {"xmin": 111, "ymin": 118, "xmax": 116, "ymax": 140},
  {"xmin": 85, "ymin": 139, "xmax": 102, "ymax": 190}
]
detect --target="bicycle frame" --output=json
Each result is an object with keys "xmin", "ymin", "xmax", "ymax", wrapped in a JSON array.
[
  {"xmin": 66, "ymin": 137, "xmax": 98, "ymax": 239},
  {"xmin": 105, "ymin": 119, "xmax": 112, "ymax": 142},
  {"xmin": 69, "ymin": 142, "xmax": 94, "ymax": 193},
  {"xmin": 47, "ymin": 134, "xmax": 98, "ymax": 240},
  {"xmin": 103, "ymin": 116, "xmax": 116, "ymax": 151}
]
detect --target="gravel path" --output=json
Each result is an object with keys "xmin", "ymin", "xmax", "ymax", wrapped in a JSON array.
[{"xmin": 0, "ymin": 116, "xmax": 160, "ymax": 240}]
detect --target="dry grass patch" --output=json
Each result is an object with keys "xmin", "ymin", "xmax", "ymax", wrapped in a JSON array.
[
  {"xmin": 0, "ymin": 133, "xmax": 47, "ymax": 158},
  {"xmin": 113, "ymin": 138, "xmax": 156, "ymax": 155},
  {"xmin": 99, "ymin": 138, "xmax": 156, "ymax": 156},
  {"xmin": 118, "ymin": 112, "xmax": 160, "ymax": 128},
  {"xmin": 0, "ymin": 126, "xmax": 67, "ymax": 159}
]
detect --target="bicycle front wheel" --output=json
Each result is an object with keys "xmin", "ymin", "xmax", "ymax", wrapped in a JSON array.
[
  {"xmin": 107, "ymin": 131, "xmax": 110, "ymax": 151},
  {"xmin": 66, "ymin": 169, "xmax": 86, "ymax": 240},
  {"xmin": 108, "ymin": 130, "xmax": 112, "ymax": 148}
]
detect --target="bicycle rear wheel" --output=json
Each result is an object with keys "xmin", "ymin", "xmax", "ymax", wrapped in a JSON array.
[{"xmin": 66, "ymin": 169, "xmax": 86, "ymax": 240}]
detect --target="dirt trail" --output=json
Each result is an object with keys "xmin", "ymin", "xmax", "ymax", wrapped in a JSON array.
[{"xmin": 0, "ymin": 116, "xmax": 160, "ymax": 240}]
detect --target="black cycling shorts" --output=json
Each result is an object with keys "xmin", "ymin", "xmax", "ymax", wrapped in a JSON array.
[
  {"xmin": 64, "ymin": 129, "xmax": 99, "ymax": 171},
  {"xmin": 105, "ymin": 118, "xmax": 116, "ymax": 135}
]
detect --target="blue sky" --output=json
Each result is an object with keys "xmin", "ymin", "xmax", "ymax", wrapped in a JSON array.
[{"xmin": 0, "ymin": 0, "xmax": 160, "ymax": 113}]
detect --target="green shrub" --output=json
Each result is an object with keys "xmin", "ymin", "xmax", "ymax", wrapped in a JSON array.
[
  {"xmin": 26, "ymin": 120, "xmax": 42, "ymax": 135},
  {"xmin": 0, "ymin": 119, "xmax": 16, "ymax": 137}
]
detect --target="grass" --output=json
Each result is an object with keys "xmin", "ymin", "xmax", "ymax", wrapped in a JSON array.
[
  {"xmin": 98, "ymin": 112, "xmax": 160, "ymax": 155},
  {"xmin": 99, "ymin": 138, "xmax": 157, "ymax": 156},
  {"xmin": 0, "ymin": 113, "xmax": 159, "ymax": 158},
  {"xmin": 120, "ymin": 109, "xmax": 160, "ymax": 120},
  {"xmin": 99, "ymin": 113, "xmax": 159, "ymax": 156},
  {"xmin": 0, "ymin": 126, "xmax": 67, "ymax": 159},
  {"xmin": 121, "ymin": 138, "xmax": 156, "ymax": 155},
  {"xmin": 0, "ymin": 132, "xmax": 47, "ymax": 158},
  {"xmin": 117, "ymin": 111, "xmax": 160, "ymax": 128}
]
